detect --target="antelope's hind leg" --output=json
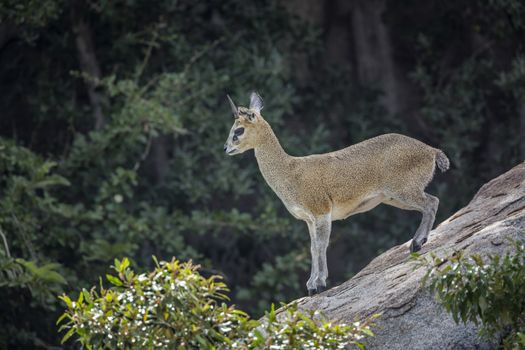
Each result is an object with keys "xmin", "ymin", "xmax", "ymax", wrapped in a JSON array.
[{"xmin": 385, "ymin": 192, "xmax": 439, "ymax": 253}]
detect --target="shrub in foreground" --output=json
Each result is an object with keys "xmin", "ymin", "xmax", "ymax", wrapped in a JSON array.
[
  {"xmin": 416, "ymin": 239, "xmax": 525, "ymax": 349},
  {"xmin": 58, "ymin": 258, "xmax": 375, "ymax": 349}
]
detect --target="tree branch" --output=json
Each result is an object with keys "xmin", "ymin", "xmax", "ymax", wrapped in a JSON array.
[
  {"xmin": 71, "ymin": 2, "xmax": 106, "ymax": 130},
  {"xmin": 0, "ymin": 227, "xmax": 10, "ymax": 258}
]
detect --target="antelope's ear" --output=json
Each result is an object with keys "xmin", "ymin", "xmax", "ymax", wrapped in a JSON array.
[
  {"xmin": 227, "ymin": 94, "xmax": 239, "ymax": 119},
  {"xmin": 249, "ymin": 91, "xmax": 263, "ymax": 114}
]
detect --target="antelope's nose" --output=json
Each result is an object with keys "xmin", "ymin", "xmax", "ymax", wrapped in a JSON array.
[{"xmin": 223, "ymin": 144, "xmax": 228, "ymax": 152}]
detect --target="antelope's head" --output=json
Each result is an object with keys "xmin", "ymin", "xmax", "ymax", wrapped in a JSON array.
[{"xmin": 223, "ymin": 92, "xmax": 264, "ymax": 155}]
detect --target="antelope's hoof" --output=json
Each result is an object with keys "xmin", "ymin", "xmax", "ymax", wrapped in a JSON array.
[
  {"xmin": 308, "ymin": 285, "xmax": 327, "ymax": 296},
  {"xmin": 410, "ymin": 237, "xmax": 427, "ymax": 253}
]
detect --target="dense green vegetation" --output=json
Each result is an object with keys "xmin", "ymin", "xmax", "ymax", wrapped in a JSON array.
[
  {"xmin": 0, "ymin": 0, "xmax": 524, "ymax": 348},
  {"xmin": 418, "ymin": 239, "xmax": 525, "ymax": 349},
  {"xmin": 58, "ymin": 257, "xmax": 375, "ymax": 349}
]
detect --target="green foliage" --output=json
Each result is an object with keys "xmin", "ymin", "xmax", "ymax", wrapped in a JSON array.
[
  {"xmin": 405, "ymin": 0, "xmax": 525, "ymax": 217},
  {"xmin": 416, "ymin": 239, "xmax": 525, "ymax": 349},
  {"xmin": 59, "ymin": 257, "xmax": 375, "ymax": 349},
  {"xmin": 257, "ymin": 303, "xmax": 375, "ymax": 350},
  {"xmin": 0, "ymin": 255, "xmax": 66, "ymax": 306},
  {"xmin": 0, "ymin": 0, "xmax": 62, "ymax": 28},
  {"xmin": 0, "ymin": 0, "xmax": 318, "ymax": 343}
]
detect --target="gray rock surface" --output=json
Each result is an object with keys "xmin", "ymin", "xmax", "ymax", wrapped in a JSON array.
[{"xmin": 294, "ymin": 162, "xmax": 525, "ymax": 350}]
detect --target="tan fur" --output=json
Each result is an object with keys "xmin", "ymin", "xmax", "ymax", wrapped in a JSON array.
[{"xmin": 224, "ymin": 93, "xmax": 449, "ymax": 294}]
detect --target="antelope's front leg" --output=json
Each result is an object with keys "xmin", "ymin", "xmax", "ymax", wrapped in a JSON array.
[
  {"xmin": 315, "ymin": 213, "xmax": 332, "ymax": 293},
  {"xmin": 306, "ymin": 220, "xmax": 319, "ymax": 296}
]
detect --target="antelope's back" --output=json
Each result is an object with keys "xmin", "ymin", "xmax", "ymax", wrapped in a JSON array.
[{"xmin": 296, "ymin": 133, "xmax": 438, "ymax": 195}]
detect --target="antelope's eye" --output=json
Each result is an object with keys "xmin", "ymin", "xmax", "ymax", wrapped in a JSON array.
[{"xmin": 234, "ymin": 127, "xmax": 245, "ymax": 136}]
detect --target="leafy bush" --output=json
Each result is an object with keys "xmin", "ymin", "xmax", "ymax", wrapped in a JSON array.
[
  {"xmin": 58, "ymin": 257, "xmax": 375, "ymax": 349},
  {"xmin": 416, "ymin": 239, "xmax": 525, "ymax": 349}
]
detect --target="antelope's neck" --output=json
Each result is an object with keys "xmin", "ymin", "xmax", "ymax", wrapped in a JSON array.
[{"xmin": 254, "ymin": 122, "xmax": 293, "ymax": 190}]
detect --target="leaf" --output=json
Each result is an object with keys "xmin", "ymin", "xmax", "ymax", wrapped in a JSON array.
[
  {"xmin": 39, "ymin": 270, "xmax": 67, "ymax": 284},
  {"xmin": 59, "ymin": 295, "xmax": 73, "ymax": 309},
  {"xmin": 114, "ymin": 258, "xmax": 121, "ymax": 271},
  {"xmin": 56, "ymin": 313, "xmax": 68, "ymax": 325},
  {"xmin": 82, "ymin": 289, "xmax": 92, "ymax": 304},
  {"xmin": 268, "ymin": 303, "xmax": 276, "ymax": 322},
  {"xmin": 61, "ymin": 327, "xmax": 76, "ymax": 344},
  {"xmin": 152, "ymin": 255, "xmax": 160, "ymax": 268},
  {"xmin": 471, "ymin": 254, "xmax": 484, "ymax": 266},
  {"xmin": 106, "ymin": 274, "xmax": 123, "ymax": 286},
  {"xmin": 35, "ymin": 161, "xmax": 57, "ymax": 178},
  {"xmin": 361, "ymin": 328, "xmax": 374, "ymax": 336},
  {"xmin": 478, "ymin": 296, "xmax": 488, "ymax": 314},
  {"xmin": 33, "ymin": 175, "xmax": 70, "ymax": 189},
  {"xmin": 195, "ymin": 335, "xmax": 208, "ymax": 347},
  {"xmin": 121, "ymin": 257, "xmax": 130, "ymax": 270}
]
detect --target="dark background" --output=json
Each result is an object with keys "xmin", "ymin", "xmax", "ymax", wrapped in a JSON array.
[{"xmin": 0, "ymin": 0, "xmax": 524, "ymax": 348}]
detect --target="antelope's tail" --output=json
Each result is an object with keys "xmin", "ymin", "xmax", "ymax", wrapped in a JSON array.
[{"xmin": 435, "ymin": 149, "xmax": 450, "ymax": 172}]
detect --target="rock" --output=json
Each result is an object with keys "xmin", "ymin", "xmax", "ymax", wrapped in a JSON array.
[{"xmin": 294, "ymin": 162, "xmax": 525, "ymax": 350}]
